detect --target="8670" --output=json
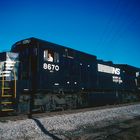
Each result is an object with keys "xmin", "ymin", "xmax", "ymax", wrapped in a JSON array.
[{"xmin": 43, "ymin": 63, "xmax": 59, "ymax": 71}]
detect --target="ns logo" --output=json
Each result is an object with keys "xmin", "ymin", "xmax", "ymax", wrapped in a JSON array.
[{"xmin": 112, "ymin": 68, "xmax": 120, "ymax": 75}]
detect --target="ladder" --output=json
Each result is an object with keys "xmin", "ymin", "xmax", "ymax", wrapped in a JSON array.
[{"xmin": 0, "ymin": 67, "xmax": 17, "ymax": 113}]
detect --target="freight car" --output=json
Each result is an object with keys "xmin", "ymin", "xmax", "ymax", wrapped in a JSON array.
[{"xmin": 0, "ymin": 37, "xmax": 140, "ymax": 115}]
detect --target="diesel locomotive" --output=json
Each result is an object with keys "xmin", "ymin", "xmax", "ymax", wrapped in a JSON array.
[{"xmin": 0, "ymin": 37, "xmax": 140, "ymax": 115}]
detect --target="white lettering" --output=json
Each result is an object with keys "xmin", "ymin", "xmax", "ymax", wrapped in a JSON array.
[
  {"xmin": 43, "ymin": 63, "xmax": 59, "ymax": 72},
  {"xmin": 98, "ymin": 64, "xmax": 120, "ymax": 75},
  {"xmin": 112, "ymin": 68, "xmax": 120, "ymax": 75},
  {"xmin": 112, "ymin": 76, "xmax": 123, "ymax": 84},
  {"xmin": 55, "ymin": 65, "xmax": 59, "ymax": 71},
  {"xmin": 51, "ymin": 64, "xmax": 55, "ymax": 70},
  {"xmin": 43, "ymin": 63, "xmax": 47, "ymax": 69},
  {"xmin": 47, "ymin": 64, "xmax": 51, "ymax": 70}
]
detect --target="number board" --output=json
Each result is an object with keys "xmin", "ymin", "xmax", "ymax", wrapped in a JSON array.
[{"xmin": 43, "ymin": 63, "xmax": 59, "ymax": 72}]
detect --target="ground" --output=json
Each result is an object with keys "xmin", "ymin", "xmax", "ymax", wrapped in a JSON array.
[
  {"xmin": 68, "ymin": 117, "xmax": 140, "ymax": 140},
  {"xmin": 1, "ymin": 104, "xmax": 140, "ymax": 140}
]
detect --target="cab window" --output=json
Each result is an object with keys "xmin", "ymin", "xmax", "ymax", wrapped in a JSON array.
[{"xmin": 44, "ymin": 50, "xmax": 59, "ymax": 63}]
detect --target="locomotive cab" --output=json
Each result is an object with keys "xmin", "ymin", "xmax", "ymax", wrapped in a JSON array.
[{"xmin": 11, "ymin": 38, "xmax": 63, "ymax": 112}]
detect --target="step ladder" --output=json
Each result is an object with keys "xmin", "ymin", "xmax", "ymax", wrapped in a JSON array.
[{"xmin": 0, "ymin": 68, "xmax": 17, "ymax": 113}]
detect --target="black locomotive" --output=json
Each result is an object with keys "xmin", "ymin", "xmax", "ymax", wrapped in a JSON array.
[{"xmin": 0, "ymin": 37, "xmax": 140, "ymax": 115}]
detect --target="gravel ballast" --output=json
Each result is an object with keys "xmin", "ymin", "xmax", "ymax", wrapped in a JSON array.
[{"xmin": 1, "ymin": 104, "xmax": 140, "ymax": 140}]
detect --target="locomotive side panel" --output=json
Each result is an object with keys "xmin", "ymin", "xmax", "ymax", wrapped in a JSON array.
[
  {"xmin": 117, "ymin": 65, "xmax": 140, "ymax": 91},
  {"xmin": 97, "ymin": 61, "xmax": 124, "ymax": 91},
  {"xmin": 32, "ymin": 39, "xmax": 98, "ymax": 93}
]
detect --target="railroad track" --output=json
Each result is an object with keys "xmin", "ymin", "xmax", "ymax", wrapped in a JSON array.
[{"xmin": 1, "ymin": 102, "xmax": 140, "ymax": 122}]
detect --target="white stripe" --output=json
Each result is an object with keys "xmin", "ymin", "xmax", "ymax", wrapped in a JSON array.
[
  {"xmin": 5, "ymin": 63, "xmax": 15, "ymax": 67},
  {"xmin": 5, "ymin": 61, "xmax": 16, "ymax": 64},
  {"xmin": 0, "ymin": 71, "xmax": 11, "ymax": 74},
  {"xmin": 0, "ymin": 74, "xmax": 10, "ymax": 77},
  {"xmin": 5, "ymin": 67, "xmax": 13, "ymax": 70}
]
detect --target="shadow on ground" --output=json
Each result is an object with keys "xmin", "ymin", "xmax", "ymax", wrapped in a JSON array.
[{"xmin": 32, "ymin": 117, "xmax": 62, "ymax": 140}]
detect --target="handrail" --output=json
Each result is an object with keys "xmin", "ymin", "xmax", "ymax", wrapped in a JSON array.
[
  {"xmin": 2, "ymin": 72, "xmax": 4, "ymax": 97},
  {"xmin": 14, "ymin": 69, "xmax": 16, "ymax": 98},
  {"xmin": 1, "ymin": 63, "xmax": 17, "ymax": 98}
]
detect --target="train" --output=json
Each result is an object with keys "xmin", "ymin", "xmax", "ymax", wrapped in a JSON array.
[{"xmin": 0, "ymin": 37, "xmax": 140, "ymax": 115}]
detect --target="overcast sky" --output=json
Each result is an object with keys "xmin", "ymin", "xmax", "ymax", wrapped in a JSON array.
[{"xmin": 0, "ymin": 0, "xmax": 140, "ymax": 67}]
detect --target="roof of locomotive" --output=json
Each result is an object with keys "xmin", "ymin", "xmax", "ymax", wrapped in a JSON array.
[
  {"xmin": 11, "ymin": 37, "xmax": 140, "ymax": 70},
  {"xmin": 116, "ymin": 64, "xmax": 140, "ymax": 72},
  {"xmin": 11, "ymin": 37, "xmax": 97, "ymax": 59}
]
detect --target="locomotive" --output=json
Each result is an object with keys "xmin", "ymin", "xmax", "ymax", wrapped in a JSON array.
[{"xmin": 0, "ymin": 37, "xmax": 140, "ymax": 115}]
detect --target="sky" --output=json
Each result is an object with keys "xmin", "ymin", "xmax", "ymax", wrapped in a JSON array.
[{"xmin": 0, "ymin": 0, "xmax": 140, "ymax": 68}]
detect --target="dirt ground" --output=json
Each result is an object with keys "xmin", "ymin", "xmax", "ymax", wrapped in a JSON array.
[{"xmin": 65, "ymin": 117, "xmax": 140, "ymax": 140}]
